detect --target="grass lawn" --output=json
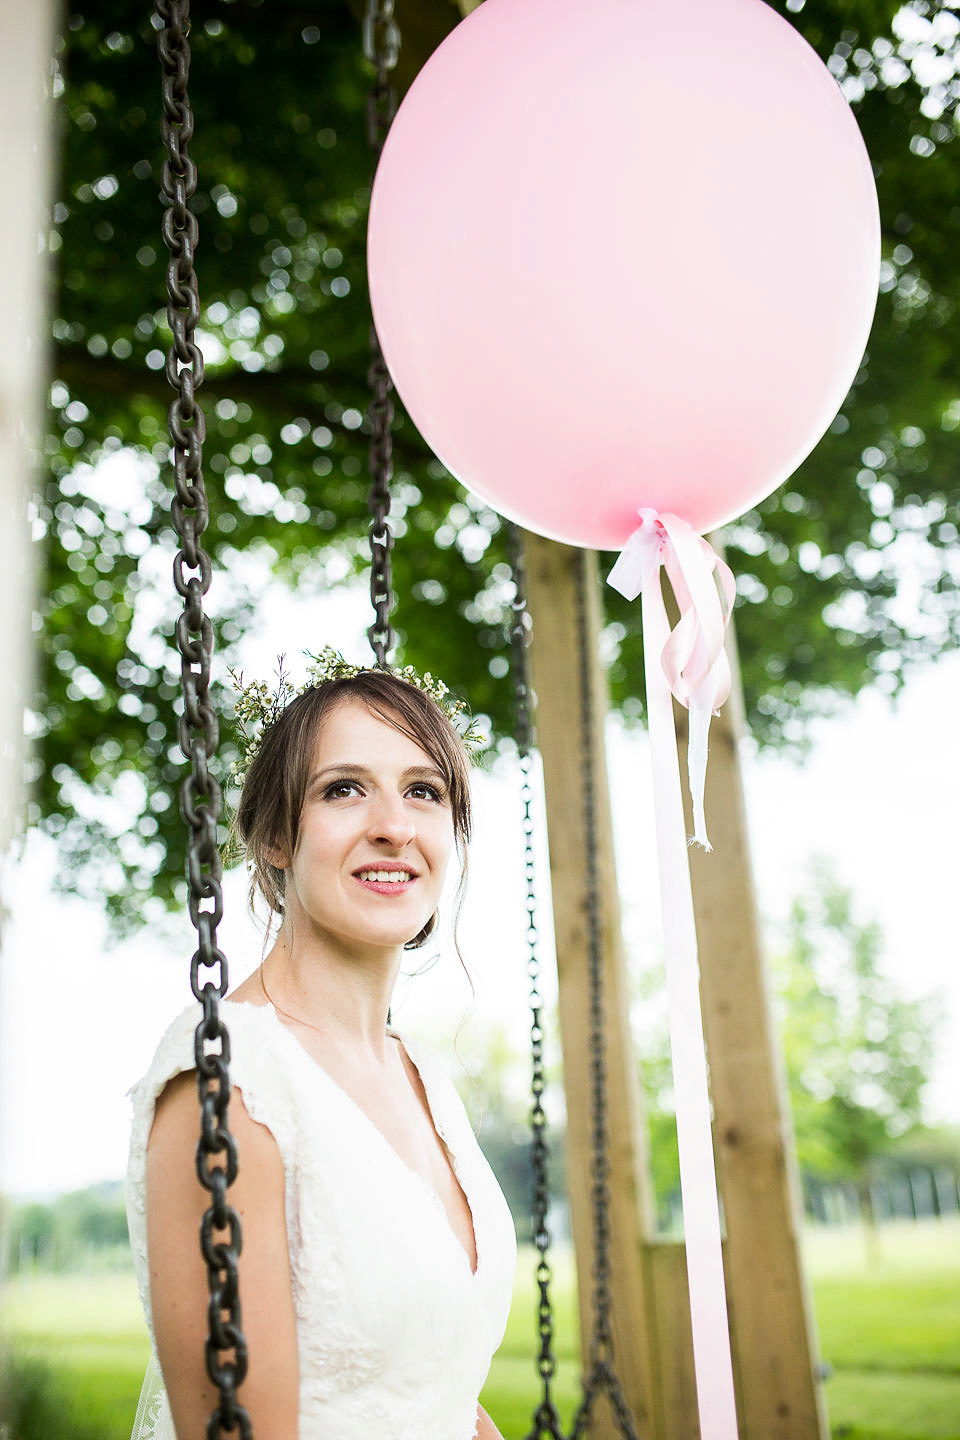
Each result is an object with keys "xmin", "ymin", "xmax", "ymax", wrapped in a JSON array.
[
  {"xmin": 0, "ymin": 1273, "xmax": 149, "ymax": 1438},
  {"xmin": 2, "ymin": 1220, "xmax": 958, "ymax": 1439},
  {"xmin": 805, "ymin": 1220, "xmax": 960, "ymax": 1377},
  {"xmin": 481, "ymin": 1220, "xmax": 960, "ymax": 1439}
]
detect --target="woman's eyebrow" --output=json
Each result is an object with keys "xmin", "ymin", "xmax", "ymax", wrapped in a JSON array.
[
  {"xmin": 306, "ymin": 763, "xmax": 446, "ymax": 786},
  {"xmin": 402, "ymin": 764, "xmax": 446, "ymax": 782},
  {"xmin": 307, "ymin": 763, "xmax": 370, "ymax": 787}
]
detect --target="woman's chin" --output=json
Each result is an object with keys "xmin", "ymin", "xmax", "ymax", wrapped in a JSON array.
[{"xmin": 336, "ymin": 917, "xmax": 435, "ymax": 956}]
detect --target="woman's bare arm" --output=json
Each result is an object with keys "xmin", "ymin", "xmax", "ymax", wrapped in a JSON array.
[
  {"xmin": 476, "ymin": 1403, "xmax": 505, "ymax": 1439},
  {"xmin": 146, "ymin": 1070, "xmax": 299, "ymax": 1440}
]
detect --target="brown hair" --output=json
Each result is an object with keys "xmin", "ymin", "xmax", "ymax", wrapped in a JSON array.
[{"xmin": 233, "ymin": 670, "xmax": 473, "ymax": 947}]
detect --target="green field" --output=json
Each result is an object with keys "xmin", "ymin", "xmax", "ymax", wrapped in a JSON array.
[{"xmin": 2, "ymin": 1220, "xmax": 958, "ymax": 1439}]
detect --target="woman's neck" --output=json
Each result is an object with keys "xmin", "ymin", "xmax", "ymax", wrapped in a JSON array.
[{"xmin": 258, "ymin": 927, "xmax": 401, "ymax": 1061}]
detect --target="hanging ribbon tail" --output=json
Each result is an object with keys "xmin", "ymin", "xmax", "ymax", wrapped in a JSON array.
[
  {"xmin": 608, "ymin": 506, "xmax": 741, "ymax": 1440},
  {"xmin": 607, "ymin": 509, "xmax": 734, "ymax": 848}
]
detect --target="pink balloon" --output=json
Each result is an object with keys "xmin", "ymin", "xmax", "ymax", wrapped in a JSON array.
[{"xmin": 368, "ymin": 0, "xmax": 880, "ymax": 550}]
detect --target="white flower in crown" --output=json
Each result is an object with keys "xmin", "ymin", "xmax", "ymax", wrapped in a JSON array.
[{"xmin": 229, "ymin": 647, "xmax": 483, "ymax": 790}]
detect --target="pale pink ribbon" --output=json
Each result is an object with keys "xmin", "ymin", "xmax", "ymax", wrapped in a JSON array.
[
  {"xmin": 607, "ymin": 508, "xmax": 735, "ymax": 848},
  {"xmin": 607, "ymin": 508, "xmax": 739, "ymax": 1440}
]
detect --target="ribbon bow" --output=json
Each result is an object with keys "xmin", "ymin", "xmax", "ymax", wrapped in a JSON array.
[{"xmin": 608, "ymin": 508, "xmax": 735, "ymax": 848}]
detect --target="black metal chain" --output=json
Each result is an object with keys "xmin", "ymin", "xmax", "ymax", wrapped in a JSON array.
[
  {"xmin": 364, "ymin": 0, "xmax": 401, "ymax": 665},
  {"xmin": 156, "ymin": 5, "xmax": 251, "ymax": 1436},
  {"xmin": 364, "ymin": 0, "xmax": 400, "ymax": 151},
  {"xmin": 366, "ymin": 334, "xmax": 395, "ymax": 666},
  {"xmin": 506, "ymin": 527, "xmax": 566, "ymax": 1440},
  {"xmin": 506, "ymin": 536, "xmax": 642, "ymax": 1438},
  {"xmin": 569, "ymin": 552, "xmax": 640, "ymax": 1440},
  {"xmin": 508, "ymin": 538, "xmax": 640, "ymax": 1439}
]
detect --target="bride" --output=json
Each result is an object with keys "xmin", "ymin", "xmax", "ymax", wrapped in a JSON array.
[{"xmin": 126, "ymin": 652, "xmax": 517, "ymax": 1439}]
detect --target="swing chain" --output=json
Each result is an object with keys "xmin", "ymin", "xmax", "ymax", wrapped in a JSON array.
[
  {"xmin": 506, "ymin": 526, "xmax": 566, "ymax": 1440},
  {"xmin": 363, "ymin": 0, "xmax": 400, "ymax": 149},
  {"xmin": 156, "ymin": 4, "xmax": 251, "ymax": 1435},
  {"xmin": 569, "ymin": 553, "xmax": 640, "ymax": 1440},
  {"xmin": 367, "ymin": 331, "xmax": 395, "ymax": 667},
  {"xmin": 364, "ymin": 0, "xmax": 399, "ymax": 667}
]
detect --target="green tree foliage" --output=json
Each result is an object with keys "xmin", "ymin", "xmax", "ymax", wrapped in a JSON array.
[
  {"xmin": 2, "ymin": 1183, "xmax": 129, "ymax": 1275},
  {"xmin": 636, "ymin": 870, "xmax": 938, "ymax": 1225},
  {"xmin": 772, "ymin": 868, "xmax": 936, "ymax": 1220},
  {"xmin": 629, "ymin": 964, "xmax": 683, "ymax": 1226},
  {"xmin": 34, "ymin": 0, "xmax": 960, "ymax": 926},
  {"xmin": 456, "ymin": 1022, "xmax": 568, "ymax": 1234},
  {"xmin": 887, "ymin": 1121, "xmax": 960, "ymax": 1172}
]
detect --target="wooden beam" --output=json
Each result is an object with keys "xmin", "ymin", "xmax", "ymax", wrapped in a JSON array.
[
  {"xmin": 648, "ymin": 1242, "xmax": 699, "ymax": 1440},
  {"xmin": 681, "ymin": 619, "xmax": 828, "ymax": 1440},
  {"xmin": 523, "ymin": 534, "xmax": 662, "ymax": 1440}
]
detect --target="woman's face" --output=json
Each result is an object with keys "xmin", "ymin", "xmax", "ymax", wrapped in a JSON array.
[{"xmin": 280, "ymin": 698, "xmax": 456, "ymax": 954}]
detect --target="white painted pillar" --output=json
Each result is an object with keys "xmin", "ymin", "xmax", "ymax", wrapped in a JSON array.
[{"xmin": 0, "ymin": 0, "xmax": 56, "ymax": 858}]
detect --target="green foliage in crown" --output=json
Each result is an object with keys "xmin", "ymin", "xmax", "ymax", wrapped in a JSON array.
[{"xmin": 230, "ymin": 646, "xmax": 483, "ymax": 789}]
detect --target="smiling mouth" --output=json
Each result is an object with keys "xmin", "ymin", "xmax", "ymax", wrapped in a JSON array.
[{"xmin": 355, "ymin": 868, "xmax": 416, "ymax": 885}]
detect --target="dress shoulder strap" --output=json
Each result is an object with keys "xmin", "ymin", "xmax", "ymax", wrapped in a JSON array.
[{"xmin": 129, "ymin": 1000, "xmax": 302, "ymax": 1164}]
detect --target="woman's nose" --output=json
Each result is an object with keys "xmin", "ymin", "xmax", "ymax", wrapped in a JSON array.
[{"xmin": 367, "ymin": 795, "xmax": 416, "ymax": 847}]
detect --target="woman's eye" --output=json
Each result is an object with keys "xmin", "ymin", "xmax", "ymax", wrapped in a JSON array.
[
  {"xmin": 324, "ymin": 780, "xmax": 362, "ymax": 800},
  {"xmin": 407, "ymin": 782, "xmax": 443, "ymax": 802}
]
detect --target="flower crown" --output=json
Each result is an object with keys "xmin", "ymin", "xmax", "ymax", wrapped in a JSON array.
[{"xmin": 229, "ymin": 645, "xmax": 483, "ymax": 789}]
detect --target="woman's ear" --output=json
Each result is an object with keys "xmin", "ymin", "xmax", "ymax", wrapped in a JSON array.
[{"xmin": 264, "ymin": 844, "xmax": 290, "ymax": 870}]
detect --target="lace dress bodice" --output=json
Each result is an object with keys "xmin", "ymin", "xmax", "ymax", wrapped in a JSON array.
[{"xmin": 126, "ymin": 1001, "xmax": 517, "ymax": 1440}]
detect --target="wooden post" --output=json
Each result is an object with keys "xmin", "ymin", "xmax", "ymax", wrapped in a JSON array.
[
  {"xmin": 649, "ymin": 1243, "xmax": 699, "ymax": 1439},
  {"xmin": 523, "ymin": 533, "xmax": 663, "ymax": 1440},
  {"xmin": 681, "ymin": 619, "xmax": 828, "ymax": 1440}
]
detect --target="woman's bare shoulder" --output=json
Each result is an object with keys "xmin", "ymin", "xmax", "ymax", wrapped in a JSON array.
[{"xmin": 150, "ymin": 1064, "xmax": 283, "ymax": 1169}]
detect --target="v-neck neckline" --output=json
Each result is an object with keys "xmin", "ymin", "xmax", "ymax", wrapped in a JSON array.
[{"xmin": 232, "ymin": 1000, "xmax": 480, "ymax": 1277}]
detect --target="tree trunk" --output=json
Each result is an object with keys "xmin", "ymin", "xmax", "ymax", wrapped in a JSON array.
[{"xmin": 855, "ymin": 1175, "xmax": 881, "ymax": 1267}]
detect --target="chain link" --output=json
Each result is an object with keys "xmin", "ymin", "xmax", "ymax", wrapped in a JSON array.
[
  {"xmin": 363, "ymin": 0, "xmax": 400, "ymax": 149},
  {"xmin": 506, "ymin": 527, "xmax": 566, "ymax": 1440},
  {"xmin": 508, "ymin": 538, "xmax": 641, "ymax": 1438},
  {"xmin": 364, "ymin": 0, "xmax": 400, "ymax": 665},
  {"xmin": 367, "ymin": 330, "xmax": 395, "ymax": 666},
  {"xmin": 156, "ymin": 4, "xmax": 251, "ymax": 1435}
]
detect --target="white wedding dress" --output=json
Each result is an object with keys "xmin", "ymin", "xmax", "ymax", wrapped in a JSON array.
[{"xmin": 126, "ymin": 1000, "xmax": 517, "ymax": 1440}]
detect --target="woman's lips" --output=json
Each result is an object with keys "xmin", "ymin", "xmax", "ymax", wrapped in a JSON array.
[{"xmin": 353, "ymin": 867, "xmax": 417, "ymax": 894}]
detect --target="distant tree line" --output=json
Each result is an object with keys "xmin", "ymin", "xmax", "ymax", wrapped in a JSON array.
[
  {"xmin": 5, "ymin": 862, "xmax": 957, "ymax": 1275},
  {"xmin": 637, "ymin": 869, "xmax": 960, "ymax": 1232},
  {"xmin": 473, "ymin": 864, "xmax": 960, "ymax": 1238},
  {"xmin": 805, "ymin": 1150, "xmax": 960, "ymax": 1225},
  {"xmin": 1, "ymin": 1182, "xmax": 128, "ymax": 1277}
]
